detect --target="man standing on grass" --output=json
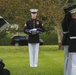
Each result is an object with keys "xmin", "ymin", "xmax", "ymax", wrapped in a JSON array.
[
  {"xmin": 24, "ymin": 9, "xmax": 44, "ymax": 67},
  {"xmin": 62, "ymin": 5, "xmax": 71, "ymax": 75},
  {"xmin": 68, "ymin": 7, "xmax": 76, "ymax": 75},
  {"xmin": 61, "ymin": 2, "xmax": 76, "ymax": 75}
]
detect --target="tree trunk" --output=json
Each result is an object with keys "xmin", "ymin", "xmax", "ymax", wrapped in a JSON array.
[
  {"xmin": 55, "ymin": 25, "xmax": 63, "ymax": 50},
  {"xmin": 52, "ymin": 16, "xmax": 63, "ymax": 50}
]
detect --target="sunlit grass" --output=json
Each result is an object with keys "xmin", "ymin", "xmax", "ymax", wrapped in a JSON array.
[{"xmin": 0, "ymin": 45, "xmax": 64, "ymax": 75}]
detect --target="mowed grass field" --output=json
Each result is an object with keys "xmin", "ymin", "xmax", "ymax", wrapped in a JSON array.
[{"xmin": 0, "ymin": 45, "xmax": 64, "ymax": 75}]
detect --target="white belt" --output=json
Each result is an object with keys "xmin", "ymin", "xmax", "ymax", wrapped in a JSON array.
[
  {"xmin": 70, "ymin": 37, "xmax": 76, "ymax": 39},
  {"xmin": 63, "ymin": 31, "xmax": 69, "ymax": 34}
]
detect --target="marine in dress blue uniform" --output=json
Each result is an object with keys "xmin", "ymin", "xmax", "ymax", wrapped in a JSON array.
[
  {"xmin": 62, "ymin": 11, "xmax": 71, "ymax": 75},
  {"xmin": 68, "ymin": 8, "xmax": 76, "ymax": 75},
  {"xmin": 24, "ymin": 9, "xmax": 44, "ymax": 67},
  {"xmin": 61, "ymin": 2, "xmax": 76, "ymax": 75}
]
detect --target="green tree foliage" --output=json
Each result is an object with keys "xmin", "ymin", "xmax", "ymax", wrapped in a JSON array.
[
  {"xmin": 0, "ymin": 0, "xmax": 69, "ymax": 48},
  {"xmin": 0, "ymin": 0, "xmax": 64, "ymax": 31},
  {"xmin": 0, "ymin": 0, "xmax": 28, "ymax": 31}
]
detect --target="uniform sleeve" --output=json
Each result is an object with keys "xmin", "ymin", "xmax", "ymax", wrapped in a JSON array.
[
  {"xmin": 37, "ymin": 21, "xmax": 45, "ymax": 32},
  {"xmin": 61, "ymin": 13, "xmax": 72, "ymax": 32},
  {"xmin": 24, "ymin": 21, "xmax": 31, "ymax": 35}
]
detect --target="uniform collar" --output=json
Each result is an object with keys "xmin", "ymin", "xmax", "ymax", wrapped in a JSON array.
[{"xmin": 31, "ymin": 18, "xmax": 37, "ymax": 20}]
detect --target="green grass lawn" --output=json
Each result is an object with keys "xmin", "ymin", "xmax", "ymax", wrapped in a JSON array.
[{"xmin": 0, "ymin": 45, "xmax": 64, "ymax": 75}]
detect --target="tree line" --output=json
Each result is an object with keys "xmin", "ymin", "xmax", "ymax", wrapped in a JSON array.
[{"xmin": 0, "ymin": 0, "xmax": 71, "ymax": 49}]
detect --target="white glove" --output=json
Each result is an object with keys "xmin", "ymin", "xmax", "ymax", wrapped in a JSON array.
[{"xmin": 30, "ymin": 29, "xmax": 37, "ymax": 35}]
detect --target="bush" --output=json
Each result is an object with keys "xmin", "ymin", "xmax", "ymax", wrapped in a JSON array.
[
  {"xmin": 40, "ymin": 32, "xmax": 58, "ymax": 45},
  {"xmin": 0, "ymin": 32, "xmax": 13, "ymax": 45},
  {"xmin": 0, "ymin": 32, "xmax": 58, "ymax": 45}
]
